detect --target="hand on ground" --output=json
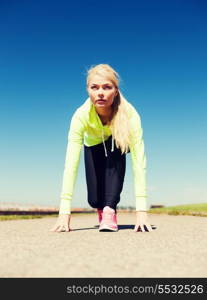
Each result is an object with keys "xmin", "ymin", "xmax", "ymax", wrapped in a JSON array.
[
  {"xmin": 134, "ymin": 211, "xmax": 152, "ymax": 232},
  {"xmin": 50, "ymin": 214, "xmax": 71, "ymax": 232}
]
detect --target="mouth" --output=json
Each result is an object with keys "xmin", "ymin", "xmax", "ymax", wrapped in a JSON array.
[{"xmin": 96, "ymin": 99, "xmax": 106, "ymax": 103}]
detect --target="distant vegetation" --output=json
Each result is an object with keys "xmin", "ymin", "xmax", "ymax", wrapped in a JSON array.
[
  {"xmin": 0, "ymin": 214, "xmax": 57, "ymax": 221},
  {"xmin": 0, "ymin": 203, "xmax": 206, "ymax": 221},
  {"xmin": 149, "ymin": 203, "xmax": 207, "ymax": 217}
]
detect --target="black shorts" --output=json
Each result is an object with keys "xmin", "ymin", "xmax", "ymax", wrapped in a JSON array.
[{"xmin": 84, "ymin": 135, "xmax": 128, "ymax": 210}]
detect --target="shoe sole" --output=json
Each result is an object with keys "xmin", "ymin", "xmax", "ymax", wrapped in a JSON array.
[{"xmin": 99, "ymin": 224, "xmax": 118, "ymax": 232}]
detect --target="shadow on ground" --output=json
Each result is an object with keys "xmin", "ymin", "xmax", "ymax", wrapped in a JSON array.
[{"xmin": 71, "ymin": 224, "xmax": 157, "ymax": 231}]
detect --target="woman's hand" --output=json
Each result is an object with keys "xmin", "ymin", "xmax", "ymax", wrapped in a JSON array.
[
  {"xmin": 50, "ymin": 214, "xmax": 71, "ymax": 232},
  {"xmin": 134, "ymin": 211, "xmax": 152, "ymax": 232}
]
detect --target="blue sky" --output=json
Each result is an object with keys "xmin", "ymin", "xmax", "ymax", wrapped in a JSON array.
[{"xmin": 1, "ymin": 0, "xmax": 206, "ymax": 209}]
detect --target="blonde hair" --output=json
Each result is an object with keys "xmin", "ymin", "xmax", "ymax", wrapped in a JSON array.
[{"xmin": 86, "ymin": 64, "xmax": 132, "ymax": 154}]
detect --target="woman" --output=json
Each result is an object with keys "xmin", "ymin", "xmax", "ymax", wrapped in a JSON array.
[{"xmin": 50, "ymin": 64, "xmax": 152, "ymax": 232}]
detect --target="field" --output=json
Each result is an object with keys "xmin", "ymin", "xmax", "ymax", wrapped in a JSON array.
[
  {"xmin": 0, "ymin": 203, "xmax": 206, "ymax": 221},
  {"xmin": 149, "ymin": 203, "xmax": 207, "ymax": 217}
]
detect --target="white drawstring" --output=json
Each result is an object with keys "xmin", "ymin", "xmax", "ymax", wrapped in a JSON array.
[
  {"xmin": 96, "ymin": 107, "xmax": 114, "ymax": 157},
  {"xmin": 101, "ymin": 128, "xmax": 108, "ymax": 157},
  {"xmin": 102, "ymin": 129, "xmax": 115, "ymax": 157},
  {"xmin": 111, "ymin": 136, "xmax": 114, "ymax": 152}
]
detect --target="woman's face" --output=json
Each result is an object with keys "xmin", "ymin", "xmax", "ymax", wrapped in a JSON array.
[{"xmin": 87, "ymin": 75, "xmax": 118, "ymax": 110}]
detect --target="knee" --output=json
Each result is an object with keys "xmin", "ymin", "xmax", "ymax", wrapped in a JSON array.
[{"xmin": 87, "ymin": 198, "xmax": 99, "ymax": 209}]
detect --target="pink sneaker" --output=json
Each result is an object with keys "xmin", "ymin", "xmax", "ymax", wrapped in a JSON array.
[
  {"xmin": 97, "ymin": 209, "xmax": 103, "ymax": 224},
  {"xmin": 99, "ymin": 206, "xmax": 118, "ymax": 232}
]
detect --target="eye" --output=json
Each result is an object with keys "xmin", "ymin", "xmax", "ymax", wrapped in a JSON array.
[
  {"xmin": 91, "ymin": 86, "xmax": 98, "ymax": 90},
  {"xmin": 104, "ymin": 85, "xmax": 112, "ymax": 89}
]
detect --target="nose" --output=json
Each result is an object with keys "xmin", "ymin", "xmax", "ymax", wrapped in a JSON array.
[{"xmin": 98, "ymin": 89, "xmax": 105, "ymax": 98}]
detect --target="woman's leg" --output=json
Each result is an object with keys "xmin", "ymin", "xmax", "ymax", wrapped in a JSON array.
[
  {"xmin": 103, "ymin": 135, "xmax": 126, "ymax": 211},
  {"xmin": 84, "ymin": 142, "xmax": 107, "ymax": 209},
  {"xmin": 84, "ymin": 135, "xmax": 126, "ymax": 211}
]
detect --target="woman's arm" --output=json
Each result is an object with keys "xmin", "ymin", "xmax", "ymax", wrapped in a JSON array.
[
  {"xmin": 59, "ymin": 111, "xmax": 85, "ymax": 214},
  {"xmin": 50, "ymin": 110, "xmax": 85, "ymax": 232},
  {"xmin": 129, "ymin": 108, "xmax": 152, "ymax": 232}
]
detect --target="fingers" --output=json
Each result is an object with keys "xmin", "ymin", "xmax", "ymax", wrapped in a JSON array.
[
  {"xmin": 65, "ymin": 225, "xmax": 70, "ymax": 232},
  {"xmin": 133, "ymin": 225, "xmax": 138, "ymax": 232},
  {"xmin": 145, "ymin": 223, "xmax": 153, "ymax": 232},
  {"xmin": 56, "ymin": 226, "xmax": 65, "ymax": 232},
  {"xmin": 49, "ymin": 224, "xmax": 70, "ymax": 232},
  {"xmin": 49, "ymin": 225, "xmax": 59, "ymax": 232},
  {"xmin": 140, "ymin": 224, "xmax": 145, "ymax": 232},
  {"xmin": 134, "ymin": 223, "xmax": 153, "ymax": 232},
  {"xmin": 56, "ymin": 225, "xmax": 70, "ymax": 232}
]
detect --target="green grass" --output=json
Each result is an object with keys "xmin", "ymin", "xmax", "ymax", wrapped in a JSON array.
[
  {"xmin": 0, "ymin": 214, "xmax": 58, "ymax": 221},
  {"xmin": 149, "ymin": 203, "xmax": 207, "ymax": 217},
  {"xmin": 0, "ymin": 203, "xmax": 207, "ymax": 221},
  {"xmin": 0, "ymin": 212, "xmax": 92, "ymax": 221}
]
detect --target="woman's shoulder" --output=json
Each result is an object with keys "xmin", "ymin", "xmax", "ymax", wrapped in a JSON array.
[{"xmin": 72, "ymin": 98, "xmax": 91, "ymax": 119}]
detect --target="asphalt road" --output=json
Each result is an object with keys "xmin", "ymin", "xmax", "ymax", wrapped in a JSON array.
[{"xmin": 0, "ymin": 213, "xmax": 206, "ymax": 278}]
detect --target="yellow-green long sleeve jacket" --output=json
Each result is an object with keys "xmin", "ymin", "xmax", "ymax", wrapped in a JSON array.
[{"xmin": 59, "ymin": 98, "xmax": 147, "ymax": 214}]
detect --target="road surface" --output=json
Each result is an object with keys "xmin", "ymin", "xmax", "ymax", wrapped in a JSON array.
[{"xmin": 0, "ymin": 213, "xmax": 206, "ymax": 277}]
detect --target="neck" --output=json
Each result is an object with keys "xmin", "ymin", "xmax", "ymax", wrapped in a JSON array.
[
  {"xmin": 95, "ymin": 107, "xmax": 112, "ymax": 118},
  {"xmin": 95, "ymin": 107, "xmax": 113, "ymax": 125}
]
